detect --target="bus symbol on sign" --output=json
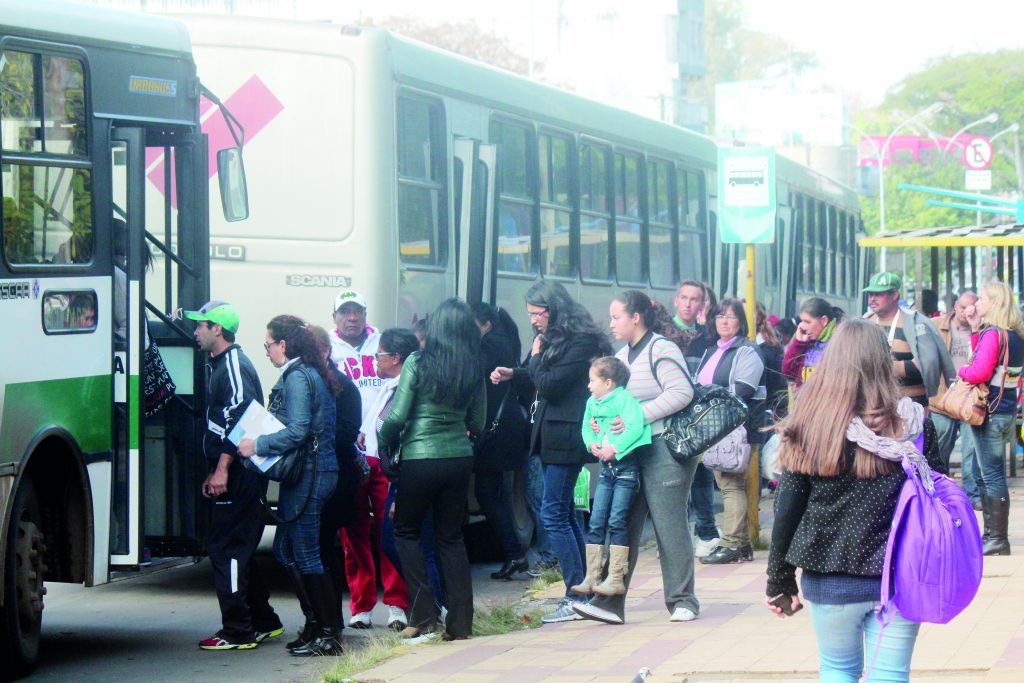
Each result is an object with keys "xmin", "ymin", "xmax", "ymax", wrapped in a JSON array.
[
  {"xmin": 728, "ymin": 170, "xmax": 764, "ymax": 187},
  {"xmin": 964, "ymin": 136, "xmax": 993, "ymax": 170}
]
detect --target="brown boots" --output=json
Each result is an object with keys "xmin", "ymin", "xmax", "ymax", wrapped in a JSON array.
[
  {"xmin": 570, "ymin": 544, "xmax": 629, "ymax": 596},
  {"xmin": 593, "ymin": 545, "xmax": 629, "ymax": 596},
  {"xmin": 571, "ymin": 544, "xmax": 605, "ymax": 595}
]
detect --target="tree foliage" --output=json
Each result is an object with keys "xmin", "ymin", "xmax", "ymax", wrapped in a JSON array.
[
  {"xmin": 696, "ymin": 0, "xmax": 819, "ymax": 125},
  {"xmin": 360, "ymin": 15, "xmax": 536, "ymax": 77},
  {"xmin": 858, "ymin": 50, "xmax": 1024, "ymax": 233}
]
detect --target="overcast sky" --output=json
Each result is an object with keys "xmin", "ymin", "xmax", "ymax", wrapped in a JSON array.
[{"xmin": 309, "ymin": 0, "xmax": 1024, "ymax": 106}]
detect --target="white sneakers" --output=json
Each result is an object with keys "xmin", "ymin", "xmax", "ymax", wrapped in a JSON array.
[
  {"xmin": 670, "ymin": 606, "xmax": 698, "ymax": 622},
  {"xmin": 348, "ymin": 611, "xmax": 372, "ymax": 629},
  {"xmin": 694, "ymin": 537, "xmax": 721, "ymax": 559},
  {"xmin": 387, "ymin": 605, "xmax": 408, "ymax": 631}
]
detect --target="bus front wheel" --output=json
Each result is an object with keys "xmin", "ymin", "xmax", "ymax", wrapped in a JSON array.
[{"xmin": 1, "ymin": 481, "xmax": 46, "ymax": 680}]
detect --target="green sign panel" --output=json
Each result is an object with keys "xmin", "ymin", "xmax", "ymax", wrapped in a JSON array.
[{"xmin": 717, "ymin": 147, "xmax": 777, "ymax": 243}]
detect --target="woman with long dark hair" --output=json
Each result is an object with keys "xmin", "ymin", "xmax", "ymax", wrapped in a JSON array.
[
  {"xmin": 766, "ymin": 319, "xmax": 944, "ymax": 681},
  {"xmin": 237, "ymin": 315, "xmax": 341, "ymax": 656},
  {"xmin": 491, "ymin": 280, "xmax": 611, "ymax": 623},
  {"xmin": 379, "ymin": 299, "xmax": 486, "ymax": 641},
  {"xmin": 471, "ymin": 302, "xmax": 531, "ymax": 580},
  {"xmin": 574, "ymin": 290, "xmax": 698, "ymax": 625}
]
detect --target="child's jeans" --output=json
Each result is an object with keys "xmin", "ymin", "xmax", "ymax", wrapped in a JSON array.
[
  {"xmin": 808, "ymin": 601, "xmax": 920, "ymax": 682},
  {"xmin": 586, "ymin": 459, "xmax": 640, "ymax": 546}
]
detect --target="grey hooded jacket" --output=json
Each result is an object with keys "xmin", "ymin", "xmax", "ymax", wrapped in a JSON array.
[{"xmin": 864, "ymin": 306, "xmax": 957, "ymax": 398}]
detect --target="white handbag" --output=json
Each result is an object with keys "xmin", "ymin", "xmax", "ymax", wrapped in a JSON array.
[{"xmin": 701, "ymin": 426, "xmax": 751, "ymax": 474}]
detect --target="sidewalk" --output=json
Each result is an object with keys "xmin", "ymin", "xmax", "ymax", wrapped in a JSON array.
[{"xmin": 348, "ymin": 479, "xmax": 1024, "ymax": 682}]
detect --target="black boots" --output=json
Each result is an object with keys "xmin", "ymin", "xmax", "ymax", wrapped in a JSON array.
[
  {"xmin": 982, "ymin": 496, "xmax": 1011, "ymax": 556},
  {"xmin": 490, "ymin": 557, "xmax": 528, "ymax": 580},
  {"xmin": 289, "ymin": 572, "xmax": 343, "ymax": 656},
  {"xmin": 285, "ymin": 564, "xmax": 318, "ymax": 650}
]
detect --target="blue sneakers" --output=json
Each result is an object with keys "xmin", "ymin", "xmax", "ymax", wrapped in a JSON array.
[{"xmin": 541, "ymin": 598, "xmax": 584, "ymax": 624}]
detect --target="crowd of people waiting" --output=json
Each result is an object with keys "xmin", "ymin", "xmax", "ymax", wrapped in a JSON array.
[{"xmin": 185, "ymin": 268, "xmax": 1022, "ymax": 680}]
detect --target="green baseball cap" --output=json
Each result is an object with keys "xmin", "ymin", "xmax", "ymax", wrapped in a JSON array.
[
  {"xmin": 863, "ymin": 271, "xmax": 903, "ymax": 294},
  {"xmin": 185, "ymin": 300, "xmax": 240, "ymax": 334}
]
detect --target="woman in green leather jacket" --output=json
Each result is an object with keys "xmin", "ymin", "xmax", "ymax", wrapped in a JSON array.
[{"xmin": 378, "ymin": 298, "xmax": 486, "ymax": 641}]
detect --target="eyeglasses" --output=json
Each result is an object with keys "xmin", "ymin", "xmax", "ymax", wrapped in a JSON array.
[
  {"xmin": 527, "ymin": 309, "xmax": 549, "ymax": 320},
  {"xmin": 374, "ymin": 351, "xmax": 397, "ymax": 360},
  {"xmin": 264, "ymin": 339, "xmax": 282, "ymax": 351},
  {"xmin": 715, "ymin": 315, "xmax": 740, "ymax": 321}
]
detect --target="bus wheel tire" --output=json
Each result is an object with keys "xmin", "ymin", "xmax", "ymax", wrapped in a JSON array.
[{"xmin": 1, "ymin": 482, "xmax": 45, "ymax": 680}]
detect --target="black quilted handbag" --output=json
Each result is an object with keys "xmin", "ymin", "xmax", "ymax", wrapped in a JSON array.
[
  {"xmin": 646, "ymin": 340, "xmax": 748, "ymax": 464},
  {"xmin": 662, "ymin": 384, "xmax": 748, "ymax": 463}
]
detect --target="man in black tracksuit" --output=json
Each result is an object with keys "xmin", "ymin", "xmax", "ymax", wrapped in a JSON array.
[{"xmin": 186, "ymin": 301, "xmax": 283, "ymax": 650}]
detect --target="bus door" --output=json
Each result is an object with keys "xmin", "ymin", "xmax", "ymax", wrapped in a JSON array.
[
  {"xmin": 453, "ymin": 138, "xmax": 497, "ymax": 304},
  {"xmin": 109, "ymin": 124, "xmax": 210, "ymax": 567}
]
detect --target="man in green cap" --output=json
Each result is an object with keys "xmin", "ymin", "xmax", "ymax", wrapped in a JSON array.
[
  {"xmin": 862, "ymin": 272, "xmax": 956, "ymax": 407},
  {"xmin": 185, "ymin": 300, "xmax": 284, "ymax": 650}
]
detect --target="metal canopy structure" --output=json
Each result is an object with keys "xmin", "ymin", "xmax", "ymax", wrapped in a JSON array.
[{"xmin": 859, "ymin": 222, "xmax": 1024, "ymax": 248}]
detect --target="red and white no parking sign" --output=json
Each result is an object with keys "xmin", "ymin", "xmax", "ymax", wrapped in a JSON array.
[{"xmin": 964, "ymin": 136, "xmax": 993, "ymax": 170}]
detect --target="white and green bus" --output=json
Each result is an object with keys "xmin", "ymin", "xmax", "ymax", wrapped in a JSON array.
[{"xmin": 0, "ymin": 0, "xmax": 247, "ymax": 674}]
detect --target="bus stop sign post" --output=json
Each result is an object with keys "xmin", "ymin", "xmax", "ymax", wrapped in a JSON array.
[{"xmin": 718, "ymin": 146, "xmax": 777, "ymax": 547}]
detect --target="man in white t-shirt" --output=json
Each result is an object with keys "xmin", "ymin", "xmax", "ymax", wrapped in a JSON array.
[
  {"xmin": 328, "ymin": 289, "xmax": 409, "ymax": 630},
  {"xmin": 330, "ymin": 290, "xmax": 384, "ymax": 421}
]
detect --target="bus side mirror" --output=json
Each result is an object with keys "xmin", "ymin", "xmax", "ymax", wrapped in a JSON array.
[{"xmin": 217, "ymin": 147, "xmax": 249, "ymax": 222}]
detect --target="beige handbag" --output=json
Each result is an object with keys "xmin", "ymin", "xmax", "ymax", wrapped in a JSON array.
[{"xmin": 932, "ymin": 329, "xmax": 1007, "ymax": 426}]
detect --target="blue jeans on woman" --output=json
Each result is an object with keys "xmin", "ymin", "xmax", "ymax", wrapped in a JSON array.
[
  {"xmin": 526, "ymin": 455, "xmax": 558, "ymax": 564},
  {"xmin": 274, "ymin": 465, "xmax": 339, "ymax": 575},
  {"xmin": 380, "ymin": 484, "xmax": 446, "ymax": 609},
  {"xmin": 541, "ymin": 462, "xmax": 585, "ymax": 597},
  {"xmin": 587, "ymin": 461, "xmax": 639, "ymax": 546},
  {"xmin": 808, "ymin": 601, "xmax": 920, "ymax": 682},
  {"xmin": 688, "ymin": 462, "xmax": 719, "ymax": 541},
  {"xmin": 970, "ymin": 412, "xmax": 1014, "ymax": 499}
]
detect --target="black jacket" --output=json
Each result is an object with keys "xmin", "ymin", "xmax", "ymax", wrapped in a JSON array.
[
  {"xmin": 766, "ymin": 418, "xmax": 945, "ymax": 597},
  {"xmin": 322, "ymin": 365, "xmax": 362, "ymax": 530},
  {"xmin": 511, "ymin": 333, "xmax": 604, "ymax": 466},
  {"xmin": 203, "ymin": 344, "xmax": 262, "ymax": 464},
  {"xmin": 476, "ymin": 329, "xmax": 529, "ymax": 473}
]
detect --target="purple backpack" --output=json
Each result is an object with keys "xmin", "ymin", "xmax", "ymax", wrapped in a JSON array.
[{"xmin": 880, "ymin": 434, "xmax": 983, "ymax": 624}]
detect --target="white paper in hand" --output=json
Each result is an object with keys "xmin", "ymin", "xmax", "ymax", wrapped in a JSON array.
[{"xmin": 228, "ymin": 402, "xmax": 286, "ymax": 474}]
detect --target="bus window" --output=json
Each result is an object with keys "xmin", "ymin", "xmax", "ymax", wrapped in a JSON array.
[
  {"xmin": 1, "ymin": 49, "xmax": 92, "ymax": 265},
  {"xmin": 492, "ymin": 119, "xmax": 535, "ymax": 274},
  {"xmin": 615, "ymin": 151, "xmax": 644, "ymax": 284},
  {"xmin": 818, "ymin": 202, "xmax": 828, "ymax": 294},
  {"xmin": 578, "ymin": 141, "xmax": 611, "ymax": 281},
  {"xmin": 397, "ymin": 95, "xmax": 447, "ymax": 267},
  {"xmin": 679, "ymin": 167, "xmax": 706, "ymax": 282},
  {"xmin": 837, "ymin": 212, "xmax": 847, "ymax": 297},
  {"xmin": 539, "ymin": 132, "xmax": 572, "ymax": 278},
  {"xmin": 648, "ymin": 158, "xmax": 675, "ymax": 288},
  {"xmin": 804, "ymin": 197, "xmax": 816, "ymax": 292}
]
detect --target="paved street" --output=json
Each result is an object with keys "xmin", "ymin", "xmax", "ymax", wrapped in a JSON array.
[
  {"xmin": 32, "ymin": 554, "xmax": 529, "ymax": 682},
  {"xmin": 353, "ymin": 478, "xmax": 1024, "ymax": 683}
]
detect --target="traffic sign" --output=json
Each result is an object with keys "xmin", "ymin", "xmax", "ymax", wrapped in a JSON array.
[
  {"xmin": 718, "ymin": 147, "xmax": 777, "ymax": 243},
  {"xmin": 965, "ymin": 170, "xmax": 992, "ymax": 191},
  {"xmin": 964, "ymin": 136, "xmax": 993, "ymax": 170}
]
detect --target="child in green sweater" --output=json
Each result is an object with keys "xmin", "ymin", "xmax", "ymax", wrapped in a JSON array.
[{"xmin": 572, "ymin": 356, "xmax": 652, "ymax": 596}]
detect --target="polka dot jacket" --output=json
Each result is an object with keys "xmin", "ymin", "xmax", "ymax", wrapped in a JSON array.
[{"xmin": 766, "ymin": 418, "xmax": 944, "ymax": 598}]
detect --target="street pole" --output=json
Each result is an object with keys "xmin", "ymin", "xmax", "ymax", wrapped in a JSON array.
[{"xmin": 744, "ymin": 244, "xmax": 760, "ymax": 546}]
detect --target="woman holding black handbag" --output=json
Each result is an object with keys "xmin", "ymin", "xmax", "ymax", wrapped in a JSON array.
[
  {"xmin": 471, "ymin": 303, "xmax": 531, "ymax": 580},
  {"xmin": 238, "ymin": 315, "xmax": 342, "ymax": 656}
]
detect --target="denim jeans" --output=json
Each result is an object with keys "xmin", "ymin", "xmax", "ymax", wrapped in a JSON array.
[
  {"xmin": 959, "ymin": 426, "xmax": 981, "ymax": 502},
  {"xmin": 541, "ymin": 462, "xmax": 586, "ymax": 596},
  {"xmin": 526, "ymin": 455, "xmax": 557, "ymax": 564},
  {"xmin": 381, "ymin": 484, "xmax": 446, "ymax": 609},
  {"xmin": 808, "ymin": 601, "xmax": 920, "ymax": 682},
  {"xmin": 274, "ymin": 464, "xmax": 339, "ymax": 575},
  {"xmin": 587, "ymin": 461, "xmax": 640, "ymax": 546},
  {"xmin": 970, "ymin": 412, "xmax": 1014, "ymax": 499},
  {"xmin": 932, "ymin": 412, "xmax": 980, "ymax": 501},
  {"xmin": 688, "ymin": 462, "xmax": 719, "ymax": 541},
  {"xmin": 585, "ymin": 437, "xmax": 700, "ymax": 618}
]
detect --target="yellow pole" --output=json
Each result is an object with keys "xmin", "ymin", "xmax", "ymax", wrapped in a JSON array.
[{"xmin": 744, "ymin": 244, "xmax": 760, "ymax": 547}]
